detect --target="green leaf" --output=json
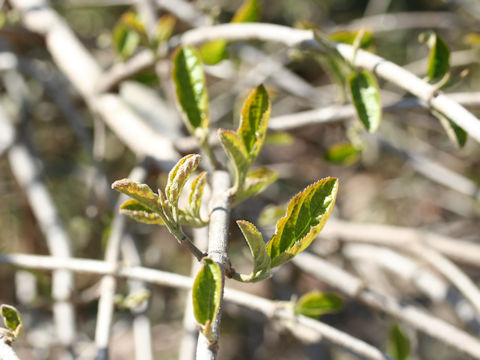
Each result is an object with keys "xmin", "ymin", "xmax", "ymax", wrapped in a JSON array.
[
  {"xmin": 295, "ymin": 291, "xmax": 343, "ymax": 318},
  {"xmin": 233, "ymin": 221, "xmax": 271, "ymax": 282},
  {"xmin": 199, "ymin": 40, "xmax": 227, "ymax": 65},
  {"xmin": 192, "ymin": 258, "xmax": 222, "ymax": 341},
  {"xmin": 1, "ymin": 305, "xmax": 22, "ymax": 339},
  {"xmin": 348, "ymin": 70, "xmax": 382, "ymax": 133},
  {"xmin": 420, "ymin": 31, "xmax": 450, "ymax": 81},
  {"xmin": 324, "ymin": 142, "xmax": 361, "ymax": 165},
  {"xmin": 188, "ymin": 171, "xmax": 207, "ymax": 220},
  {"xmin": 113, "ymin": 20, "xmax": 140, "ymax": 60},
  {"xmin": 120, "ymin": 199, "xmax": 165, "ymax": 225},
  {"xmin": 238, "ymin": 84, "xmax": 271, "ymax": 161},
  {"xmin": 116, "ymin": 289, "xmax": 150, "ymax": 310},
  {"xmin": 235, "ymin": 167, "xmax": 278, "ymax": 204},
  {"xmin": 432, "ymin": 110, "xmax": 467, "ymax": 148},
  {"xmin": 329, "ymin": 30, "xmax": 373, "ymax": 48},
  {"xmin": 388, "ymin": 324, "xmax": 410, "ymax": 360},
  {"xmin": 172, "ymin": 46, "xmax": 209, "ymax": 136},
  {"xmin": 154, "ymin": 14, "xmax": 176, "ymax": 45},
  {"xmin": 232, "ymin": 0, "xmax": 261, "ymax": 23},
  {"xmin": 165, "ymin": 154, "xmax": 201, "ymax": 208},
  {"xmin": 265, "ymin": 131, "xmax": 295, "ymax": 146},
  {"xmin": 218, "ymin": 129, "xmax": 249, "ymax": 191},
  {"xmin": 112, "ymin": 179, "xmax": 159, "ymax": 211},
  {"xmin": 267, "ymin": 177, "xmax": 338, "ymax": 268}
]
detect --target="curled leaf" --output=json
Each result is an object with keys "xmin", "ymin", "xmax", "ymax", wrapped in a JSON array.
[
  {"xmin": 112, "ymin": 179, "xmax": 159, "ymax": 211},
  {"xmin": 188, "ymin": 171, "xmax": 207, "ymax": 220},
  {"xmin": 348, "ymin": 70, "xmax": 382, "ymax": 133},
  {"xmin": 172, "ymin": 46, "xmax": 209, "ymax": 136},
  {"xmin": 295, "ymin": 291, "xmax": 343, "ymax": 318},
  {"xmin": 233, "ymin": 221, "xmax": 271, "ymax": 282},
  {"xmin": 165, "ymin": 154, "xmax": 201, "ymax": 207},
  {"xmin": 120, "ymin": 199, "xmax": 165, "ymax": 225},
  {"xmin": 1, "ymin": 304, "xmax": 22, "ymax": 340},
  {"xmin": 267, "ymin": 178, "xmax": 338, "ymax": 267}
]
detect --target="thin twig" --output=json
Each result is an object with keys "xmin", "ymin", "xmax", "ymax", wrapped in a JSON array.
[
  {"xmin": 0, "ymin": 253, "xmax": 392, "ymax": 360},
  {"xmin": 293, "ymin": 252, "xmax": 480, "ymax": 359},
  {"xmin": 196, "ymin": 170, "xmax": 231, "ymax": 360}
]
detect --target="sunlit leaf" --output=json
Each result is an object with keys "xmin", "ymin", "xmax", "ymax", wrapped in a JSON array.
[
  {"xmin": 112, "ymin": 179, "xmax": 159, "ymax": 211},
  {"xmin": 388, "ymin": 324, "xmax": 410, "ymax": 360},
  {"xmin": 324, "ymin": 142, "xmax": 361, "ymax": 165},
  {"xmin": 238, "ymin": 84, "xmax": 271, "ymax": 161},
  {"xmin": 1, "ymin": 305, "xmax": 22, "ymax": 339},
  {"xmin": 420, "ymin": 31, "xmax": 450, "ymax": 81},
  {"xmin": 235, "ymin": 167, "xmax": 278, "ymax": 204},
  {"xmin": 265, "ymin": 131, "xmax": 295, "ymax": 146},
  {"xmin": 329, "ymin": 30, "xmax": 373, "ymax": 48},
  {"xmin": 193, "ymin": 258, "xmax": 222, "ymax": 341},
  {"xmin": 120, "ymin": 199, "xmax": 165, "ymax": 225},
  {"xmin": 218, "ymin": 129, "xmax": 249, "ymax": 190},
  {"xmin": 172, "ymin": 46, "xmax": 209, "ymax": 136},
  {"xmin": 154, "ymin": 14, "xmax": 176, "ymax": 44},
  {"xmin": 188, "ymin": 171, "xmax": 207, "ymax": 220},
  {"xmin": 165, "ymin": 154, "xmax": 201, "ymax": 207},
  {"xmin": 113, "ymin": 20, "xmax": 140, "ymax": 60},
  {"xmin": 295, "ymin": 291, "xmax": 343, "ymax": 318},
  {"xmin": 233, "ymin": 221, "xmax": 271, "ymax": 282},
  {"xmin": 232, "ymin": 0, "xmax": 261, "ymax": 23},
  {"xmin": 348, "ymin": 70, "xmax": 382, "ymax": 133},
  {"xmin": 267, "ymin": 178, "xmax": 338, "ymax": 267},
  {"xmin": 432, "ymin": 110, "xmax": 467, "ymax": 148},
  {"xmin": 199, "ymin": 40, "xmax": 227, "ymax": 65}
]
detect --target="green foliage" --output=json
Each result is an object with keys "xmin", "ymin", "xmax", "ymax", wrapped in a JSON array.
[
  {"xmin": 419, "ymin": 31, "xmax": 450, "ymax": 81},
  {"xmin": 199, "ymin": 0, "xmax": 261, "ymax": 64},
  {"xmin": 388, "ymin": 324, "xmax": 410, "ymax": 360},
  {"xmin": 294, "ymin": 291, "xmax": 344, "ymax": 318},
  {"xmin": 154, "ymin": 14, "xmax": 176, "ymax": 46},
  {"xmin": 233, "ymin": 221, "xmax": 271, "ymax": 282},
  {"xmin": 348, "ymin": 70, "xmax": 382, "ymax": 132},
  {"xmin": 187, "ymin": 171, "xmax": 208, "ymax": 221},
  {"xmin": 166, "ymin": 154, "xmax": 201, "ymax": 209},
  {"xmin": 112, "ymin": 179, "xmax": 159, "ymax": 211},
  {"xmin": 115, "ymin": 290, "xmax": 150, "ymax": 310},
  {"xmin": 193, "ymin": 258, "xmax": 222, "ymax": 342},
  {"xmin": 112, "ymin": 12, "xmax": 142, "ymax": 60},
  {"xmin": 172, "ymin": 46, "xmax": 210, "ymax": 139},
  {"xmin": 324, "ymin": 142, "xmax": 361, "ymax": 165},
  {"xmin": 219, "ymin": 84, "xmax": 277, "ymax": 200},
  {"xmin": 433, "ymin": 110, "xmax": 467, "ymax": 148},
  {"xmin": 329, "ymin": 30, "xmax": 373, "ymax": 49},
  {"xmin": 267, "ymin": 178, "xmax": 338, "ymax": 268},
  {"xmin": 119, "ymin": 199, "xmax": 165, "ymax": 225},
  {"xmin": 0, "ymin": 304, "xmax": 22, "ymax": 342}
]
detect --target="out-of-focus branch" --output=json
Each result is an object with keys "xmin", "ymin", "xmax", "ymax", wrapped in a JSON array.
[
  {"xmin": 0, "ymin": 339, "xmax": 20, "ymax": 360},
  {"xmin": 293, "ymin": 252, "xmax": 480, "ymax": 359},
  {"xmin": 177, "ymin": 23, "xmax": 480, "ymax": 144},
  {"xmin": 0, "ymin": 253, "xmax": 392, "ymax": 360},
  {"xmin": 196, "ymin": 171, "xmax": 231, "ymax": 360}
]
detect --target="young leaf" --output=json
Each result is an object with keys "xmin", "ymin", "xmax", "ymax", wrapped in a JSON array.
[
  {"xmin": 388, "ymin": 324, "xmax": 410, "ymax": 360},
  {"xmin": 329, "ymin": 30, "xmax": 373, "ymax": 48},
  {"xmin": 112, "ymin": 179, "xmax": 159, "ymax": 211},
  {"xmin": 120, "ymin": 199, "xmax": 165, "ymax": 225},
  {"xmin": 113, "ymin": 20, "xmax": 141, "ymax": 60},
  {"xmin": 232, "ymin": 0, "xmax": 261, "ymax": 23},
  {"xmin": 432, "ymin": 109, "xmax": 467, "ymax": 148},
  {"xmin": 238, "ymin": 84, "xmax": 271, "ymax": 161},
  {"xmin": 172, "ymin": 46, "xmax": 209, "ymax": 136},
  {"xmin": 348, "ymin": 70, "xmax": 382, "ymax": 133},
  {"xmin": 294, "ymin": 291, "xmax": 343, "ymax": 318},
  {"xmin": 192, "ymin": 258, "xmax": 222, "ymax": 341},
  {"xmin": 420, "ymin": 31, "xmax": 450, "ymax": 81},
  {"xmin": 233, "ymin": 221, "xmax": 271, "ymax": 282},
  {"xmin": 199, "ymin": 40, "xmax": 227, "ymax": 65},
  {"xmin": 1, "ymin": 305, "xmax": 22, "ymax": 339},
  {"xmin": 324, "ymin": 142, "xmax": 361, "ymax": 165},
  {"xmin": 267, "ymin": 177, "xmax": 338, "ymax": 268},
  {"xmin": 218, "ymin": 129, "xmax": 249, "ymax": 190},
  {"xmin": 165, "ymin": 154, "xmax": 201, "ymax": 208},
  {"xmin": 235, "ymin": 167, "xmax": 278, "ymax": 204},
  {"xmin": 154, "ymin": 14, "xmax": 176, "ymax": 45},
  {"xmin": 187, "ymin": 171, "xmax": 208, "ymax": 220}
]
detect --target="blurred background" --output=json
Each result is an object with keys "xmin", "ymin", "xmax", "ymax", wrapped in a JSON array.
[{"xmin": 0, "ymin": 0, "xmax": 480, "ymax": 359}]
